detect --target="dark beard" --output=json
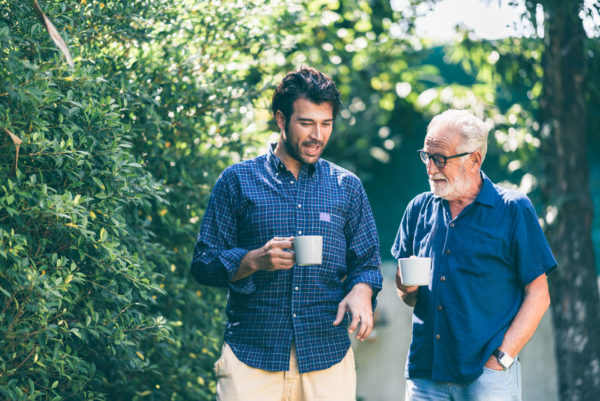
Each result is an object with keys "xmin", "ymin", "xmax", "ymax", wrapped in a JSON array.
[
  {"xmin": 282, "ymin": 130, "xmax": 323, "ymax": 165},
  {"xmin": 283, "ymin": 133, "xmax": 304, "ymax": 164}
]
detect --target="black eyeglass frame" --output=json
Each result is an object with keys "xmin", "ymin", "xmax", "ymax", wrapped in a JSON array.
[{"xmin": 417, "ymin": 149, "xmax": 473, "ymax": 168}]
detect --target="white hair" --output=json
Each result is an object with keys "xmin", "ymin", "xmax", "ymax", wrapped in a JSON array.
[{"xmin": 427, "ymin": 109, "xmax": 489, "ymax": 161}]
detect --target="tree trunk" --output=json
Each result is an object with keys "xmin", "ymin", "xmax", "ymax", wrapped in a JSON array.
[{"xmin": 539, "ymin": 1, "xmax": 600, "ymax": 400}]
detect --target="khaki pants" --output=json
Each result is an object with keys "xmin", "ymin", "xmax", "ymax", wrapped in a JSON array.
[{"xmin": 215, "ymin": 343, "xmax": 356, "ymax": 401}]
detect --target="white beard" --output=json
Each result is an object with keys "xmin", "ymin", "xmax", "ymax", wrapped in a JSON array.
[{"xmin": 429, "ymin": 164, "xmax": 473, "ymax": 201}]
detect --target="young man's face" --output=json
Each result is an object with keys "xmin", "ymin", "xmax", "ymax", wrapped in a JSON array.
[{"xmin": 276, "ymin": 97, "xmax": 334, "ymax": 165}]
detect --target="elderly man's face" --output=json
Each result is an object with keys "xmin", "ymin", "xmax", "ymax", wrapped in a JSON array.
[{"xmin": 423, "ymin": 129, "xmax": 475, "ymax": 201}]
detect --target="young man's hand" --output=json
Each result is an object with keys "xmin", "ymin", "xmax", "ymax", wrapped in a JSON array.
[
  {"xmin": 231, "ymin": 237, "xmax": 294, "ymax": 281},
  {"xmin": 333, "ymin": 283, "xmax": 374, "ymax": 341}
]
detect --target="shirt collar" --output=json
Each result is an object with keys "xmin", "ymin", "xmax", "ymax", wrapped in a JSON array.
[
  {"xmin": 432, "ymin": 170, "xmax": 498, "ymax": 207},
  {"xmin": 473, "ymin": 171, "xmax": 498, "ymax": 207},
  {"xmin": 267, "ymin": 143, "xmax": 318, "ymax": 177},
  {"xmin": 267, "ymin": 143, "xmax": 286, "ymax": 173}
]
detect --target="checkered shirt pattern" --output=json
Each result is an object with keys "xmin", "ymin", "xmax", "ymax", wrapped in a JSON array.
[{"xmin": 191, "ymin": 144, "xmax": 382, "ymax": 373}]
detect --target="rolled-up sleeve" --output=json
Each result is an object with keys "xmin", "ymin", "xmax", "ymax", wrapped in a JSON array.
[
  {"xmin": 190, "ymin": 172, "xmax": 255, "ymax": 294},
  {"xmin": 343, "ymin": 181, "xmax": 382, "ymax": 299}
]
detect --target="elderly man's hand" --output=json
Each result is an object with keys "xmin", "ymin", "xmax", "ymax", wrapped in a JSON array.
[{"xmin": 396, "ymin": 268, "xmax": 419, "ymax": 307}]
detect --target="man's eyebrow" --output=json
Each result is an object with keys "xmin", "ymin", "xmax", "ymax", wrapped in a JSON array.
[{"xmin": 296, "ymin": 117, "xmax": 334, "ymax": 122}]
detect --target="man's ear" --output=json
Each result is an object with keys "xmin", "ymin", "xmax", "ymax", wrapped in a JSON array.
[
  {"xmin": 470, "ymin": 151, "xmax": 483, "ymax": 169},
  {"xmin": 275, "ymin": 110, "xmax": 286, "ymax": 132}
]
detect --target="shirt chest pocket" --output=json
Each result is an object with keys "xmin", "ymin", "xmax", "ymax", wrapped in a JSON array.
[
  {"xmin": 453, "ymin": 229, "xmax": 512, "ymax": 278},
  {"xmin": 309, "ymin": 210, "xmax": 347, "ymax": 278},
  {"xmin": 308, "ymin": 211, "xmax": 345, "ymax": 244}
]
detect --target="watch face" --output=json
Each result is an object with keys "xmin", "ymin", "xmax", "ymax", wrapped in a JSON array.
[{"xmin": 499, "ymin": 354, "xmax": 514, "ymax": 369}]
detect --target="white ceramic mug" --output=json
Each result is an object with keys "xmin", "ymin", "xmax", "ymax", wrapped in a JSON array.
[
  {"xmin": 293, "ymin": 235, "xmax": 323, "ymax": 266},
  {"xmin": 398, "ymin": 256, "xmax": 432, "ymax": 286}
]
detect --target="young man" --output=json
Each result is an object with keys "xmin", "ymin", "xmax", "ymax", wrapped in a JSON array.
[
  {"xmin": 392, "ymin": 109, "xmax": 557, "ymax": 401},
  {"xmin": 191, "ymin": 67, "xmax": 382, "ymax": 401}
]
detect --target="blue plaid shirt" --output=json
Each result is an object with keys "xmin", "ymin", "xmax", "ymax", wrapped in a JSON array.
[{"xmin": 191, "ymin": 144, "xmax": 382, "ymax": 373}]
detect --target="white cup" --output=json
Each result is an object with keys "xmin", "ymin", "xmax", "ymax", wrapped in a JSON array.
[
  {"xmin": 293, "ymin": 235, "xmax": 323, "ymax": 266},
  {"xmin": 398, "ymin": 256, "xmax": 432, "ymax": 286}
]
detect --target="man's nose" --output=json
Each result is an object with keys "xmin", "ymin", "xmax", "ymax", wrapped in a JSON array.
[
  {"xmin": 426, "ymin": 158, "xmax": 439, "ymax": 175},
  {"xmin": 309, "ymin": 125, "xmax": 324, "ymax": 141}
]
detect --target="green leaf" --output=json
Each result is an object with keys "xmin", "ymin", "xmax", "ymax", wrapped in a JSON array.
[{"xmin": 0, "ymin": 285, "xmax": 11, "ymax": 298}]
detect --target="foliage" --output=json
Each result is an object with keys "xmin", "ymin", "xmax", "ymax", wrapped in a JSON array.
[
  {"xmin": 272, "ymin": 0, "xmax": 435, "ymax": 177},
  {"xmin": 0, "ymin": 2, "xmax": 169, "ymax": 400},
  {"xmin": 271, "ymin": 0, "xmax": 543, "ymax": 189},
  {"xmin": 1, "ymin": 0, "xmax": 296, "ymax": 399}
]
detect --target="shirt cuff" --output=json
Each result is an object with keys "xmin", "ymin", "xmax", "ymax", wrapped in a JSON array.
[
  {"xmin": 218, "ymin": 248, "xmax": 256, "ymax": 295},
  {"xmin": 345, "ymin": 267, "xmax": 383, "ymax": 309}
]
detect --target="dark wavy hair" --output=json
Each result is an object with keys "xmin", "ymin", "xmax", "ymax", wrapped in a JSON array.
[{"xmin": 271, "ymin": 67, "xmax": 342, "ymax": 128}]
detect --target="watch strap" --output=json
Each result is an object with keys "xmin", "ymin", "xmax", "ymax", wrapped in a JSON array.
[{"xmin": 493, "ymin": 349, "xmax": 514, "ymax": 369}]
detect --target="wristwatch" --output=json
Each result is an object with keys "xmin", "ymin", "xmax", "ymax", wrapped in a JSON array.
[{"xmin": 493, "ymin": 349, "xmax": 514, "ymax": 369}]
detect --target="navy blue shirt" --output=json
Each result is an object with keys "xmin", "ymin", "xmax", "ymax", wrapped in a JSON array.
[
  {"xmin": 392, "ymin": 172, "xmax": 556, "ymax": 383},
  {"xmin": 191, "ymin": 144, "xmax": 382, "ymax": 373}
]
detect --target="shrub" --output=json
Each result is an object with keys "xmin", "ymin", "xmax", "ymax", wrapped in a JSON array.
[
  {"xmin": 0, "ymin": 3, "xmax": 168, "ymax": 400},
  {"xmin": 1, "ymin": 1, "xmax": 298, "ymax": 399}
]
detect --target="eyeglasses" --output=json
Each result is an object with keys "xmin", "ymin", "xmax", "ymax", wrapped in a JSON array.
[{"xmin": 417, "ymin": 150, "xmax": 473, "ymax": 168}]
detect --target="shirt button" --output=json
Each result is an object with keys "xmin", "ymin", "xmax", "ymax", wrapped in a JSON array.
[
  {"xmin": 440, "ymin": 276, "xmax": 446, "ymax": 282},
  {"xmin": 437, "ymin": 305, "xmax": 443, "ymax": 311},
  {"xmin": 449, "ymin": 222, "xmax": 455, "ymax": 228},
  {"xmin": 290, "ymin": 180, "xmax": 294, "ymax": 184},
  {"xmin": 435, "ymin": 334, "xmax": 441, "ymax": 340},
  {"xmin": 445, "ymin": 249, "xmax": 451, "ymax": 255},
  {"xmin": 298, "ymin": 231, "xmax": 302, "ymax": 235},
  {"xmin": 293, "ymin": 313, "xmax": 297, "ymax": 318},
  {"xmin": 298, "ymin": 204, "xmax": 301, "ymax": 208}
]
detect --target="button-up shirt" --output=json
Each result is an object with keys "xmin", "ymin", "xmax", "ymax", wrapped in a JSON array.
[
  {"xmin": 191, "ymin": 144, "xmax": 382, "ymax": 373},
  {"xmin": 392, "ymin": 172, "xmax": 556, "ymax": 383}
]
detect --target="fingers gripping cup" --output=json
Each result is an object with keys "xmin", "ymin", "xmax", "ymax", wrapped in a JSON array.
[
  {"xmin": 398, "ymin": 256, "xmax": 432, "ymax": 286},
  {"xmin": 293, "ymin": 236, "xmax": 323, "ymax": 266}
]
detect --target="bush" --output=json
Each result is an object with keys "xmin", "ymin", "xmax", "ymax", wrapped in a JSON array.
[
  {"xmin": 1, "ymin": 0, "xmax": 298, "ymax": 399},
  {"xmin": 0, "ymin": 3, "xmax": 168, "ymax": 400}
]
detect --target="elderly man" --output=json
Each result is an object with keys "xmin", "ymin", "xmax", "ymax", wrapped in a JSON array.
[
  {"xmin": 392, "ymin": 109, "xmax": 557, "ymax": 401},
  {"xmin": 191, "ymin": 67, "xmax": 382, "ymax": 401}
]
